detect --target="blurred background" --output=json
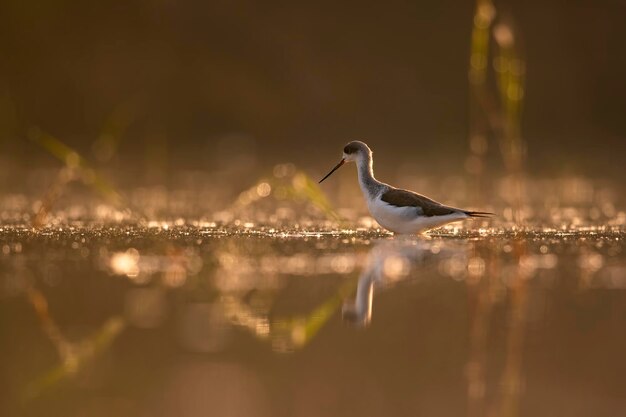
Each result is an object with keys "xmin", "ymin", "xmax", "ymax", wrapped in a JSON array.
[
  {"xmin": 2, "ymin": 3, "xmax": 626, "ymax": 417},
  {"xmin": 1, "ymin": 0, "xmax": 625, "ymax": 182}
]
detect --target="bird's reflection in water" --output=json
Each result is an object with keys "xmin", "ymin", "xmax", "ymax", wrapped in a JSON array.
[{"xmin": 342, "ymin": 237, "xmax": 465, "ymax": 327}]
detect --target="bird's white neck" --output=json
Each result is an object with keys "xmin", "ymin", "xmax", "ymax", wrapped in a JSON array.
[
  {"xmin": 353, "ymin": 272, "xmax": 374, "ymax": 323},
  {"xmin": 356, "ymin": 154, "xmax": 382, "ymax": 199}
]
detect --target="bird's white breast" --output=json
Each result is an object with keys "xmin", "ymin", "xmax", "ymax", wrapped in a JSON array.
[{"xmin": 366, "ymin": 195, "xmax": 468, "ymax": 234}]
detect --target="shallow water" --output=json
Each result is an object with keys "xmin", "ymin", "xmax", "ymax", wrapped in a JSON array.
[
  {"xmin": 1, "ymin": 162, "xmax": 625, "ymax": 416},
  {"xmin": 1, "ymin": 225, "xmax": 625, "ymax": 417}
]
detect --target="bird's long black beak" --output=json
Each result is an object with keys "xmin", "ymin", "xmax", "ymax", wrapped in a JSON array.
[{"xmin": 319, "ymin": 159, "xmax": 345, "ymax": 183}]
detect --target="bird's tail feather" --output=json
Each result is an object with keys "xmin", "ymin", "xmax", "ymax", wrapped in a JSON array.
[{"xmin": 464, "ymin": 210, "xmax": 495, "ymax": 218}]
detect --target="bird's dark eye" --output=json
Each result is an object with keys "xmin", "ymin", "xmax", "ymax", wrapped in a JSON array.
[{"xmin": 343, "ymin": 146, "xmax": 353, "ymax": 154}]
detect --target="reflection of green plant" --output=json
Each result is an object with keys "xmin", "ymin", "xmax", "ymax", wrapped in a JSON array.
[
  {"xmin": 22, "ymin": 285, "xmax": 127, "ymax": 401},
  {"xmin": 270, "ymin": 279, "xmax": 356, "ymax": 351},
  {"xmin": 223, "ymin": 277, "xmax": 356, "ymax": 352},
  {"xmin": 24, "ymin": 317, "xmax": 126, "ymax": 401},
  {"xmin": 23, "ymin": 317, "xmax": 126, "ymax": 401}
]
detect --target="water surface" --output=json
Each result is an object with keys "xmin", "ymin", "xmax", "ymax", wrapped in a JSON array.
[{"xmin": 1, "ymin": 226, "xmax": 625, "ymax": 417}]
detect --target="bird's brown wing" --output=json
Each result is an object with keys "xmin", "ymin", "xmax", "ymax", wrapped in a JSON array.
[{"xmin": 380, "ymin": 188, "xmax": 456, "ymax": 217}]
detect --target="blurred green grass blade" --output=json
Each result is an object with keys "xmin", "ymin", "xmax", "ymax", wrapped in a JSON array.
[
  {"xmin": 93, "ymin": 100, "xmax": 139, "ymax": 162},
  {"xmin": 232, "ymin": 168, "xmax": 342, "ymax": 223},
  {"xmin": 290, "ymin": 171, "xmax": 341, "ymax": 221},
  {"xmin": 29, "ymin": 128, "xmax": 124, "ymax": 206}
]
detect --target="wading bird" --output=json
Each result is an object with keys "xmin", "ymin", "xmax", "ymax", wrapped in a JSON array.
[{"xmin": 319, "ymin": 141, "xmax": 493, "ymax": 234}]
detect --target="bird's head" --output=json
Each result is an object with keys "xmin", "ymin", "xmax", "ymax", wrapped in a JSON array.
[
  {"xmin": 319, "ymin": 140, "xmax": 372, "ymax": 183},
  {"xmin": 342, "ymin": 140, "xmax": 372, "ymax": 162}
]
